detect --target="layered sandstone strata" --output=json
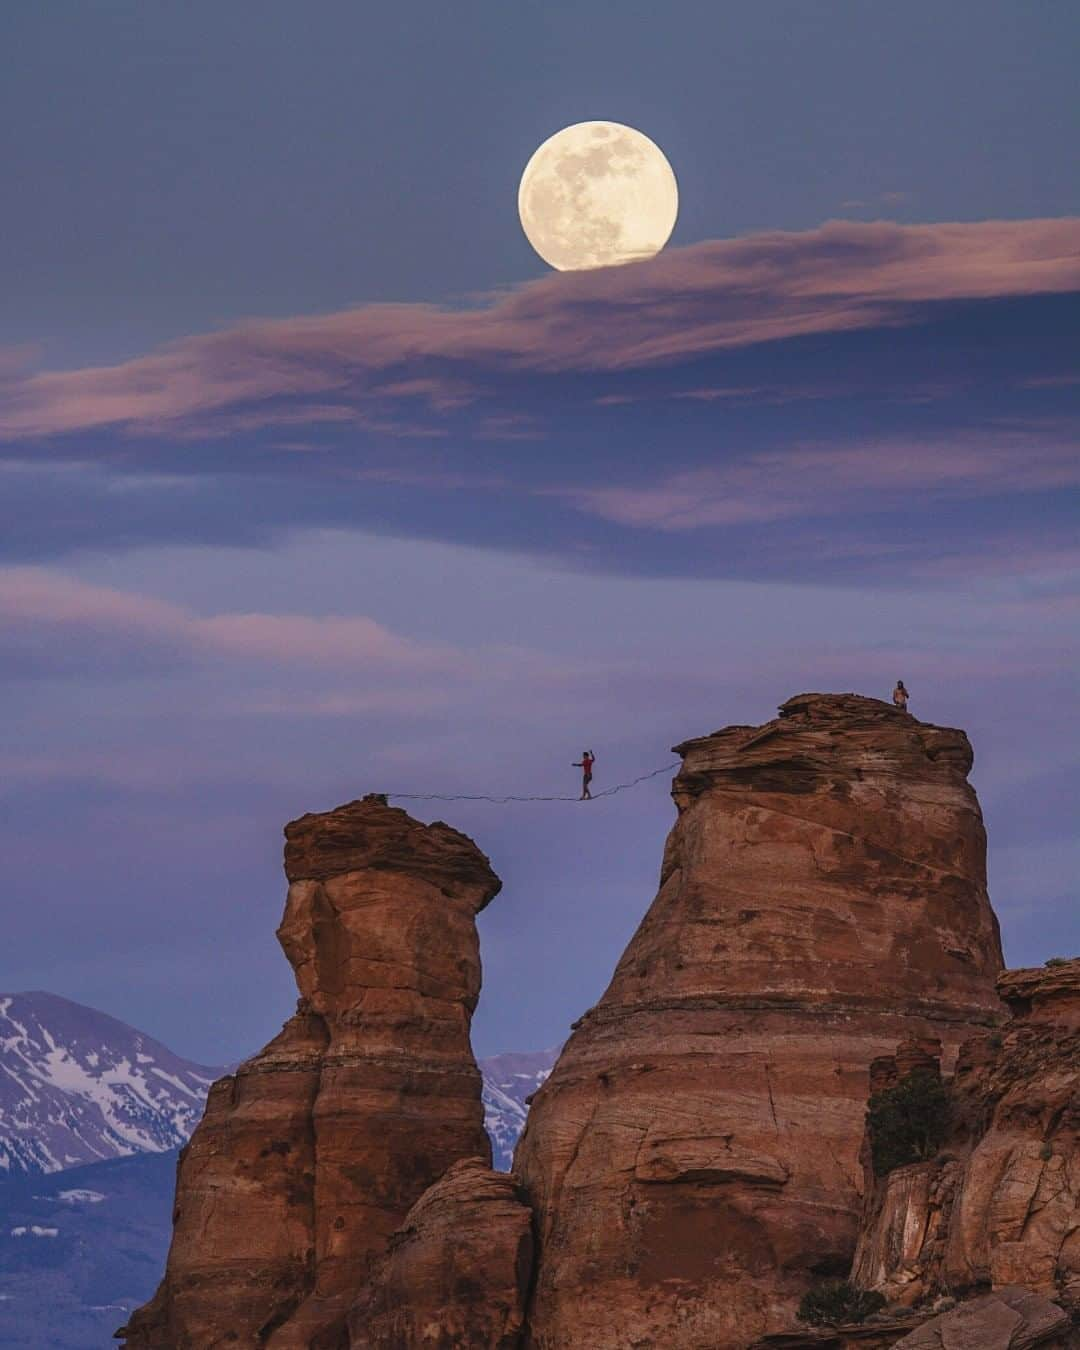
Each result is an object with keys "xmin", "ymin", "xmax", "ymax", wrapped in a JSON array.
[
  {"xmin": 514, "ymin": 693, "xmax": 1005, "ymax": 1349},
  {"xmin": 349, "ymin": 1157, "xmax": 534, "ymax": 1348},
  {"xmin": 852, "ymin": 959, "xmax": 1080, "ymax": 1313},
  {"xmin": 119, "ymin": 798, "xmax": 500, "ymax": 1349}
]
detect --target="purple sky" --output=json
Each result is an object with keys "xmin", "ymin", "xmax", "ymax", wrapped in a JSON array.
[{"xmin": 1, "ymin": 2, "xmax": 1077, "ymax": 1063}]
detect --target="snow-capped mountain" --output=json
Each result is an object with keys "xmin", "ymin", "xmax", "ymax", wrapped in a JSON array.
[
  {"xmin": 0, "ymin": 988, "xmax": 557, "ymax": 1182},
  {"xmin": 0, "ymin": 992, "xmax": 226, "ymax": 1177},
  {"xmin": 479, "ymin": 1046, "xmax": 559, "ymax": 1171}
]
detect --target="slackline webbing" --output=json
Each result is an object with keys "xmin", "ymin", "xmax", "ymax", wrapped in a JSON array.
[{"xmin": 387, "ymin": 761, "xmax": 680, "ymax": 805}]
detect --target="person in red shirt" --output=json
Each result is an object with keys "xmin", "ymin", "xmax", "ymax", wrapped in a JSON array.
[{"xmin": 572, "ymin": 750, "xmax": 595, "ymax": 800}]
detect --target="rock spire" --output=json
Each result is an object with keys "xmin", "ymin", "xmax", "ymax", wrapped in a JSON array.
[
  {"xmin": 514, "ymin": 693, "xmax": 1005, "ymax": 1348},
  {"xmin": 119, "ymin": 798, "xmax": 500, "ymax": 1349}
]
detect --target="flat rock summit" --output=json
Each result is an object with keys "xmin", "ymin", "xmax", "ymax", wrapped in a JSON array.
[{"xmin": 119, "ymin": 695, "xmax": 1079, "ymax": 1349}]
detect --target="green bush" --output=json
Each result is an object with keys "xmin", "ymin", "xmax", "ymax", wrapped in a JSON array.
[
  {"xmin": 1044, "ymin": 957, "xmax": 1070, "ymax": 967},
  {"xmin": 797, "ymin": 1281, "xmax": 886, "ymax": 1327},
  {"xmin": 867, "ymin": 1068, "xmax": 951, "ymax": 1177}
]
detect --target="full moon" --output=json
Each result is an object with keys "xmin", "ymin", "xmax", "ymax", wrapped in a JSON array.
[{"xmin": 518, "ymin": 121, "xmax": 678, "ymax": 271}]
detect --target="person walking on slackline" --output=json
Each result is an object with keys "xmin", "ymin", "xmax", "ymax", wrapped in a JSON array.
[
  {"xmin": 893, "ymin": 680, "xmax": 910, "ymax": 712},
  {"xmin": 573, "ymin": 750, "xmax": 595, "ymax": 800}
]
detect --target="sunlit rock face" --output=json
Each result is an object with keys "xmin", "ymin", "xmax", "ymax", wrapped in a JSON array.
[
  {"xmin": 514, "ymin": 693, "xmax": 1006, "ymax": 1350},
  {"xmin": 853, "ymin": 958, "xmax": 1080, "ymax": 1315},
  {"xmin": 118, "ymin": 799, "xmax": 500, "ymax": 1350}
]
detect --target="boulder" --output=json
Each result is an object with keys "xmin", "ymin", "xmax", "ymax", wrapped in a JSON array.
[
  {"xmin": 349, "ymin": 1157, "xmax": 534, "ymax": 1348},
  {"xmin": 892, "ymin": 1286, "xmax": 1072, "ymax": 1349}
]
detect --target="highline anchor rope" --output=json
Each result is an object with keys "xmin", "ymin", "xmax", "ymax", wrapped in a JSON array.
[{"xmin": 387, "ymin": 761, "xmax": 681, "ymax": 805}]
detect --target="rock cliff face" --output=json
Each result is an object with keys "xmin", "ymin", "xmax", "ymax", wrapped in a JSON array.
[
  {"xmin": 514, "ymin": 693, "xmax": 1005, "ymax": 1349},
  {"xmin": 119, "ymin": 799, "xmax": 500, "ymax": 1350},
  {"xmin": 852, "ymin": 959, "xmax": 1080, "ymax": 1316}
]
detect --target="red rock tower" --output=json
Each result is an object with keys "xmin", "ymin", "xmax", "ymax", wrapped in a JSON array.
[
  {"xmin": 119, "ymin": 798, "xmax": 501, "ymax": 1349},
  {"xmin": 515, "ymin": 693, "xmax": 1005, "ymax": 1349}
]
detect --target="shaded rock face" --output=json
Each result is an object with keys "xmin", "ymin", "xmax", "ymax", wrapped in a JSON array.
[
  {"xmin": 514, "ymin": 694, "xmax": 1005, "ymax": 1349},
  {"xmin": 119, "ymin": 800, "xmax": 500, "ymax": 1350},
  {"xmin": 348, "ymin": 1157, "xmax": 534, "ymax": 1349},
  {"xmin": 853, "ymin": 959, "xmax": 1080, "ymax": 1314}
]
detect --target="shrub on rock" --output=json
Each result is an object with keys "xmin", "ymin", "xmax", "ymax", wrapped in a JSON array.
[
  {"xmin": 797, "ymin": 1280, "xmax": 886, "ymax": 1326},
  {"xmin": 867, "ymin": 1067, "xmax": 951, "ymax": 1177}
]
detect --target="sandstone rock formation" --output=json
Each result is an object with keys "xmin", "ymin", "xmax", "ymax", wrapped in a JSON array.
[
  {"xmin": 852, "ymin": 959, "xmax": 1080, "ymax": 1314},
  {"xmin": 119, "ymin": 799, "xmax": 501, "ymax": 1350},
  {"xmin": 514, "ymin": 693, "xmax": 1005, "ymax": 1349},
  {"xmin": 348, "ymin": 1157, "xmax": 534, "ymax": 1348}
]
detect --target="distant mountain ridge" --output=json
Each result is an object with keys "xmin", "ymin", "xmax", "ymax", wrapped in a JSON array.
[
  {"xmin": 0, "ymin": 992, "xmax": 225, "ymax": 1177},
  {"xmin": 0, "ymin": 991, "xmax": 554, "ymax": 1179}
]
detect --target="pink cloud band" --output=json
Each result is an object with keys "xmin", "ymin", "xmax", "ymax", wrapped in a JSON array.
[
  {"xmin": 0, "ymin": 568, "xmax": 466, "ymax": 674},
  {"xmin": 1, "ymin": 217, "xmax": 1077, "ymax": 440}
]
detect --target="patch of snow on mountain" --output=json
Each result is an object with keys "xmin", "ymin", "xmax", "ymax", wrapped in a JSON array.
[
  {"xmin": 479, "ymin": 1046, "xmax": 559, "ymax": 1171},
  {"xmin": 0, "ymin": 992, "xmax": 228, "ymax": 1178},
  {"xmin": 56, "ymin": 1189, "xmax": 105, "ymax": 1204}
]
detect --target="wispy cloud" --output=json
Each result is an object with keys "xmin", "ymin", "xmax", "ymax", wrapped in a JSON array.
[
  {"xmin": 550, "ymin": 436, "xmax": 1080, "ymax": 530},
  {"xmin": 2, "ymin": 218, "xmax": 1077, "ymax": 440},
  {"xmin": 0, "ymin": 568, "xmax": 468, "ymax": 676}
]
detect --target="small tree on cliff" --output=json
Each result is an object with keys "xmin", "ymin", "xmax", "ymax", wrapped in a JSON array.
[{"xmin": 867, "ymin": 1067, "xmax": 951, "ymax": 1176}]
